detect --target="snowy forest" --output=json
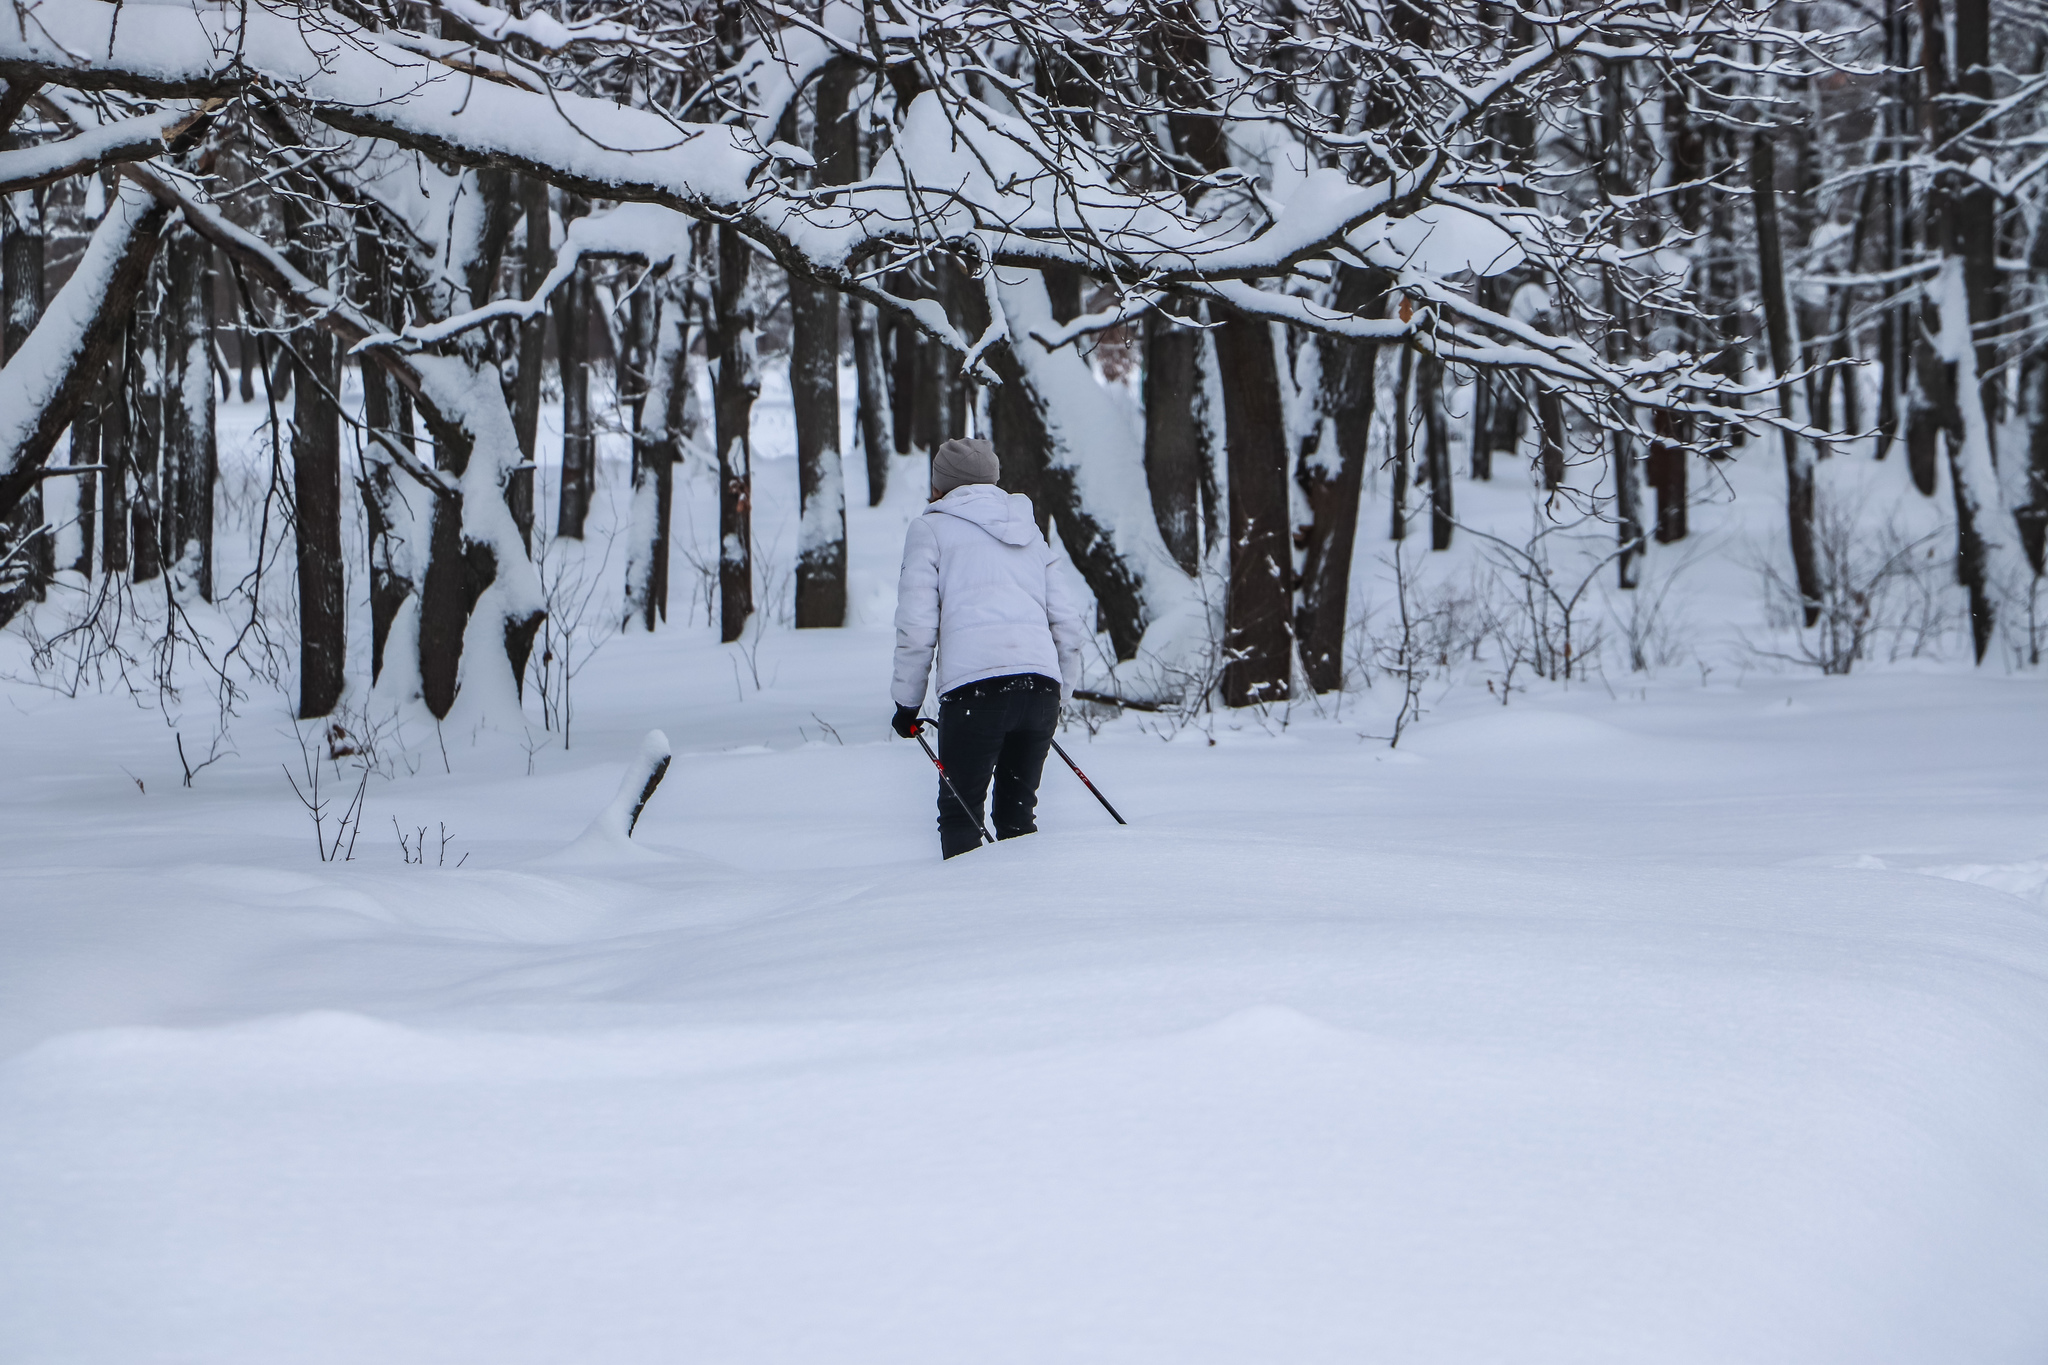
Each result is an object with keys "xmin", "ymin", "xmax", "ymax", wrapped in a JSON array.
[
  {"xmin": 3, "ymin": 0, "xmax": 2045, "ymax": 725},
  {"xmin": 7, "ymin": 1, "xmax": 2048, "ymax": 1360}
]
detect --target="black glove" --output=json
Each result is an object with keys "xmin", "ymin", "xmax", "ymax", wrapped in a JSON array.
[{"xmin": 892, "ymin": 705, "xmax": 924, "ymax": 739}]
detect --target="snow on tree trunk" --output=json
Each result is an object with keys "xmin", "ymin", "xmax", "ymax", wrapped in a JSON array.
[
  {"xmin": 508, "ymin": 175, "xmax": 550, "ymax": 552},
  {"xmin": 711, "ymin": 224, "xmax": 757, "ymax": 644},
  {"xmin": 1752, "ymin": 134, "xmax": 1821, "ymax": 629},
  {"xmin": 405, "ymin": 351, "xmax": 548, "ymax": 719},
  {"xmin": 569, "ymin": 729, "xmax": 672, "ymax": 853},
  {"xmin": 163, "ymin": 223, "xmax": 214, "ymax": 601},
  {"xmin": 128, "ymin": 261, "xmax": 163, "ymax": 583},
  {"xmin": 791, "ymin": 58, "xmax": 856, "ymax": 629},
  {"xmin": 0, "ymin": 179, "xmax": 164, "ymax": 540},
  {"xmin": 1, "ymin": 180, "xmax": 48, "ymax": 614},
  {"xmin": 355, "ymin": 225, "xmax": 417, "ymax": 685},
  {"xmin": 99, "ymin": 336, "xmax": 129, "ymax": 574},
  {"xmin": 1931, "ymin": 256, "xmax": 2030, "ymax": 662},
  {"xmin": 625, "ymin": 279, "xmax": 686, "ymax": 633},
  {"xmin": 791, "ymin": 266, "xmax": 846, "ymax": 627},
  {"xmin": 974, "ymin": 270, "xmax": 1196, "ymax": 668}
]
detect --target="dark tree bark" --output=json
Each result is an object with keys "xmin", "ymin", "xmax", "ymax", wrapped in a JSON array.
[
  {"xmin": 293, "ymin": 325, "xmax": 345, "ymax": 717},
  {"xmin": 1648, "ymin": 409, "xmax": 1689, "ymax": 543},
  {"xmin": 1143, "ymin": 294, "xmax": 1205, "ymax": 574},
  {"xmin": 100, "ymin": 333, "xmax": 129, "ymax": 574},
  {"xmin": 711, "ymin": 223, "xmax": 757, "ymax": 641},
  {"xmin": 354, "ymin": 222, "xmax": 415, "ymax": 683},
  {"xmin": 1296, "ymin": 266, "xmax": 1388, "ymax": 692},
  {"xmin": 790, "ymin": 264, "xmax": 845, "ymax": 627},
  {"xmin": 128, "ymin": 281, "xmax": 163, "ymax": 583},
  {"xmin": 852, "ymin": 298, "xmax": 889, "ymax": 505},
  {"xmin": 1420, "ymin": 351, "xmax": 1452, "ymax": 551},
  {"xmin": 1213, "ymin": 304, "xmax": 1291, "ymax": 706},
  {"xmin": 888, "ymin": 303, "xmax": 917, "ymax": 455},
  {"xmin": 162, "ymin": 224, "xmax": 215, "ymax": 599},
  {"xmin": 1919, "ymin": 0, "xmax": 2008, "ymax": 659},
  {"xmin": 2022, "ymin": 210, "xmax": 2048, "ymax": 573},
  {"xmin": 2, "ymin": 180, "xmax": 50, "ymax": 606},
  {"xmin": 1753, "ymin": 133, "xmax": 1821, "ymax": 628},
  {"xmin": 69, "ymin": 385, "xmax": 97, "ymax": 577},
  {"xmin": 911, "ymin": 307, "xmax": 948, "ymax": 455},
  {"xmin": 1536, "ymin": 386, "xmax": 1566, "ymax": 494},
  {"xmin": 1391, "ymin": 345, "xmax": 1413, "ymax": 541},
  {"xmin": 508, "ymin": 175, "xmax": 549, "ymax": 551},
  {"xmin": 792, "ymin": 64, "xmax": 854, "ymax": 628},
  {"xmin": 627, "ymin": 286, "xmax": 685, "ymax": 633},
  {"xmin": 553, "ymin": 242, "xmax": 594, "ymax": 540},
  {"xmin": 1875, "ymin": 0, "xmax": 1912, "ymax": 463}
]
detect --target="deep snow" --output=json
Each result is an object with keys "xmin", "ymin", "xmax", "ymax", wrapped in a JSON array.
[{"xmin": 5, "ymin": 368, "xmax": 2048, "ymax": 1363}]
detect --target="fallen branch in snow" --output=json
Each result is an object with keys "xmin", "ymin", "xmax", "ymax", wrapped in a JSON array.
[
  {"xmin": 1072, "ymin": 689, "xmax": 1164, "ymax": 713},
  {"xmin": 580, "ymin": 730, "xmax": 674, "ymax": 843}
]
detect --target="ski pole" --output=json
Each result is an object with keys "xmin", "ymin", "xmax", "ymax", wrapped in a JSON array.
[
  {"xmin": 1049, "ymin": 739, "xmax": 1127, "ymax": 825},
  {"xmin": 913, "ymin": 723, "xmax": 993, "ymax": 846}
]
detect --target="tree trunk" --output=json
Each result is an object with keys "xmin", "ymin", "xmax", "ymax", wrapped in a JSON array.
[
  {"xmin": 712, "ymin": 223, "xmax": 757, "ymax": 642},
  {"xmin": 1420, "ymin": 351, "xmax": 1452, "ymax": 551},
  {"xmin": 792, "ymin": 66, "xmax": 854, "ymax": 628},
  {"xmin": 1296, "ymin": 266, "xmax": 1388, "ymax": 692},
  {"xmin": 888, "ymin": 302, "xmax": 917, "ymax": 455},
  {"xmin": 911, "ymin": 308, "xmax": 948, "ymax": 456},
  {"xmin": 790, "ymin": 267, "xmax": 846, "ymax": 628},
  {"xmin": 3, "ymin": 183, "xmax": 49, "ymax": 607},
  {"xmin": 625, "ymin": 281, "xmax": 686, "ymax": 632},
  {"xmin": 162, "ymin": 225, "xmax": 215, "ymax": 600},
  {"xmin": 1213, "ymin": 304, "xmax": 1291, "ymax": 706},
  {"xmin": 355, "ymin": 224, "xmax": 416, "ymax": 684},
  {"xmin": 1753, "ymin": 133, "xmax": 1821, "ymax": 628},
  {"xmin": 100, "ymin": 335, "xmax": 128, "ymax": 573},
  {"xmin": 509, "ymin": 175, "xmax": 549, "ymax": 551},
  {"xmin": 852, "ymin": 298, "xmax": 889, "ymax": 505},
  {"xmin": 1391, "ymin": 345, "xmax": 1413, "ymax": 541},
  {"xmin": 965, "ymin": 271, "xmax": 1173, "ymax": 660},
  {"xmin": 128, "ymin": 277, "xmax": 163, "ymax": 583},
  {"xmin": 293, "ymin": 324, "xmax": 345, "ymax": 717},
  {"xmin": 1648, "ymin": 409, "xmax": 1688, "ymax": 543},
  {"xmin": 1143, "ymin": 295, "xmax": 1206, "ymax": 574},
  {"xmin": 69, "ymin": 382, "xmax": 97, "ymax": 577},
  {"xmin": 1919, "ymin": 0, "xmax": 2025, "ymax": 659},
  {"xmin": 554, "ymin": 250, "xmax": 594, "ymax": 540}
]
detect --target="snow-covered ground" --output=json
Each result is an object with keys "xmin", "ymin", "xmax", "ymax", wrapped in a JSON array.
[{"xmin": 5, "ymin": 373, "xmax": 2048, "ymax": 1362}]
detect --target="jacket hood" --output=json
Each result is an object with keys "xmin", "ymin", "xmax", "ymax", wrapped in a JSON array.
[{"xmin": 928, "ymin": 483, "xmax": 1041, "ymax": 547}]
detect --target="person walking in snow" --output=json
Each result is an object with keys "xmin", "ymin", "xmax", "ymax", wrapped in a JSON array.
[{"xmin": 891, "ymin": 438, "xmax": 1088, "ymax": 859}]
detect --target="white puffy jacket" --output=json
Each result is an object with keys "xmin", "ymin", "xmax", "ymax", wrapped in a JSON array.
[{"xmin": 892, "ymin": 484, "xmax": 1089, "ymax": 707}]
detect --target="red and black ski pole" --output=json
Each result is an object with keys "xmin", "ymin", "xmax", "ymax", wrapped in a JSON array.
[
  {"xmin": 913, "ymin": 722, "xmax": 993, "ymax": 846},
  {"xmin": 1050, "ymin": 739, "xmax": 1127, "ymax": 825}
]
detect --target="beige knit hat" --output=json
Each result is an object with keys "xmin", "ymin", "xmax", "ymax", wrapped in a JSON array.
[{"xmin": 931, "ymin": 437, "xmax": 1000, "ymax": 496}]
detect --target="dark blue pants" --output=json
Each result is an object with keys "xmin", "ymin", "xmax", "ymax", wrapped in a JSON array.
[{"xmin": 935, "ymin": 673, "xmax": 1060, "ymax": 859}]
